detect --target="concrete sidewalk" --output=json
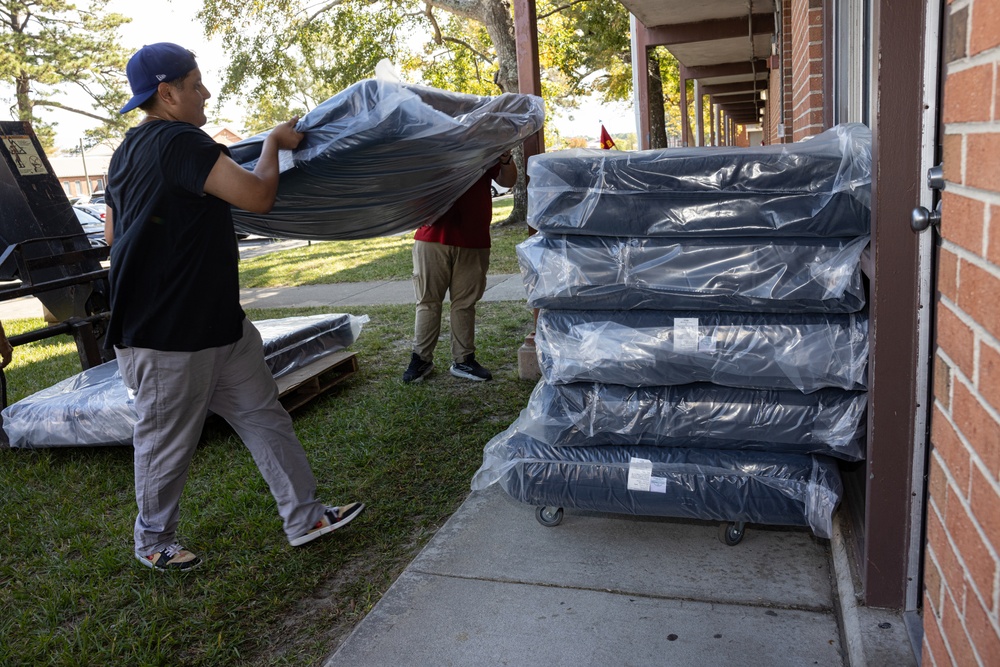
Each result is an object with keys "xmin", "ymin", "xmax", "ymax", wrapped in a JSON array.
[
  {"xmin": 327, "ymin": 486, "xmax": 845, "ymax": 666},
  {"xmin": 324, "ymin": 485, "xmax": 918, "ymax": 667}
]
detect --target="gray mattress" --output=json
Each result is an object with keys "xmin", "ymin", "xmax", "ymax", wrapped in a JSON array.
[
  {"xmin": 506, "ymin": 380, "xmax": 866, "ymax": 461},
  {"xmin": 535, "ymin": 309, "xmax": 869, "ymax": 392},
  {"xmin": 527, "ymin": 123, "xmax": 871, "ymax": 239},
  {"xmin": 472, "ymin": 434, "xmax": 843, "ymax": 539},
  {"xmin": 229, "ymin": 79, "xmax": 544, "ymax": 240},
  {"xmin": 517, "ymin": 234, "xmax": 868, "ymax": 313},
  {"xmin": 2, "ymin": 314, "xmax": 365, "ymax": 449}
]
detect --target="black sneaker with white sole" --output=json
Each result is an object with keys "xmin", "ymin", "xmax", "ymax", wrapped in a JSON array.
[
  {"xmin": 402, "ymin": 353, "xmax": 433, "ymax": 383},
  {"xmin": 289, "ymin": 502, "xmax": 366, "ymax": 547},
  {"xmin": 136, "ymin": 543, "xmax": 201, "ymax": 572},
  {"xmin": 450, "ymin": 355, "xmax": 492, "ymax": 381}
]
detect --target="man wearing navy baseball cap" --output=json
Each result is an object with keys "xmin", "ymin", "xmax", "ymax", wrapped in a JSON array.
[{"xmin": 106, "ymin": 43, "xmax": 365, "ymax": 572}]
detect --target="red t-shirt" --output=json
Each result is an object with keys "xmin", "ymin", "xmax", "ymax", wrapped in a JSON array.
[{"xmin": 414, "ymin": 164, "xmax": 501, "ymax": 249}]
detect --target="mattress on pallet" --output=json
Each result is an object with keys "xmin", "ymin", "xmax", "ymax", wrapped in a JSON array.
[
  {"xmin": 518, "ymin": 233, "xmax": 868, "ymax": 313},
  {"xmin": 229, "ymin": 78, "xmax": 544, "ymax": 240},
  {"xmin": 527, "ymin": 123, "xmax": 871, "ymax": 238},
  {"xmin": 255, "ymin": 314, "xmax": 363, "ymax": 379},
  {"xmin": 509, "ymin": 381, "xmax": 866, "ymax": 461},
  {"xmin": 536, "ymin": 309, "xmax": 869, "ymax": 392},
  {"xmin": 1, "ymin": 314, "xmax": 367, "ymax": 449},
  {"xmin": 471, "ymin": 434, "xmax": 842, "ymax": 538}
]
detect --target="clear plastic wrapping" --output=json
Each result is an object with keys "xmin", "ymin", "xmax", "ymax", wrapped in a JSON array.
[
  {"xmin": 527, "ymin": 123, "xmax": 871, "ymax": 238},
  {"xmin": 471, "ymin": 434, "xmax": 843, "ymax": 538},
  {"xmin": 508, "ymin": 380, "xmax": 866, "ymax": 460},
  {"xmin": 228, "ymin": 79, "xmax": 544, "ymax": 240},
  {"xmin": 535, "ymin": 309, "xmax": 869, "ymax": 392},
  {"xmin": 2, "ymin": 314, "xmax": 367, "ymax": 449},
  {"xmin": 517, "ymin": 234, "xmax": 868, "ymax": 312},
  {"xmin": 254, "ymin": 314, "xmax": 366, "ymax": 380}
]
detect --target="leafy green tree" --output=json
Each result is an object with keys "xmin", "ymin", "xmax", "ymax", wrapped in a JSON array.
[{"xmin": 0, "ymin": 0, "xmax": 133, "ymax": 152}]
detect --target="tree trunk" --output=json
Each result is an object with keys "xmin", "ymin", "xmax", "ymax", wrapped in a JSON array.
[
  {"xmin": 647, "ymin": 51, "xmax": 668, "ymax": 149},
  {"xmin": 430, "ymin": 0, "xmax": 528, "ymax": 226},
  {"xmin": 480, "ymin": 0, "xmax": 528, "ymax": 226},
  {"xmin": 16, "ymin": 71, "xmax": 33, "ymax": 121}
]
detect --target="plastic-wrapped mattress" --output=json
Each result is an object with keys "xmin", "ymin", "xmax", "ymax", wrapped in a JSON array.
[
  {"xmin": 506, "ymin": 380, "xmax": 866, "ymax": 460},
  {"xmin": 2, "ymin": 314, "xmax": 367, "ymax": 449},
  {"xmin": 527, "ymin": 124, "xmax": 871, "ymax": 239},
  {"xmin": 471, "ymin": 433, "xmax": 842, "ymax": 538},
  {"xmin": 535, "ymin": 309, "xmax": 869, "ymax": 392},
  {"xmin": 518, "ymin": 234, "xmax": 868, "ymax": 312},
  {"xmin": 229, "ymin": 79, "xmax": 544, "ymax": 240},
  {"xmin": 255, "ymin": 314, "xmax": 362, "ymax": 380}
]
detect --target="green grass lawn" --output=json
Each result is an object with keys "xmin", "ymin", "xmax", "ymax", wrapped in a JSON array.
[
  {"xmin": 239, "ymin": 199, "xmax": 528, "ymax": 287},
  {"xmin": 0, "ymin": 219, "xmax": 538, "ymax": 665}
]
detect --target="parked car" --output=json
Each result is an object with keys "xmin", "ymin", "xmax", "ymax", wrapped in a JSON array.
[
  {"xmin": 72, "ymin": 207, "xmax": 108, "ymax": 248},
  {"xmin": 490, "ymin": 180, "xmax": 512, "ymax": 198},
  {"xmin": 74, "ymin": 203, "xmax": 106, "ymax": 222}
]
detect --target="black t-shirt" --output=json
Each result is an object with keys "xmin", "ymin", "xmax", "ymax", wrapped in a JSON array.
[{"xmin": 105, "ymin": 121, "xmax": 245, "ymax": 351}]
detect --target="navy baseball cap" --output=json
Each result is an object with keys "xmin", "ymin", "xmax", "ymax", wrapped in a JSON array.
[{"xmin": 120, "ymin": 43, "xmax": 198, "ymax": 114}]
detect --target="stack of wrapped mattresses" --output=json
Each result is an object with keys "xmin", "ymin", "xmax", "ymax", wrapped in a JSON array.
[
  {"xmin": 472, "ymin": 124, "xmax": 872, "ymax": 539},
  {"xmin": 2, "ymin": 314, "xmax": 367, "ymax": 449}
]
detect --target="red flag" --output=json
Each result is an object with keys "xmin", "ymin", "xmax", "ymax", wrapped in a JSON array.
[{"xmin": 600, "ymin": 125, "xmax": 616, "ymax": 150}]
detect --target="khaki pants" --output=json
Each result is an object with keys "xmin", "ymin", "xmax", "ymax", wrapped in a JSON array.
[{"xmin": 412, "ymin": 240, "xmax": 490, "ymax": 363}]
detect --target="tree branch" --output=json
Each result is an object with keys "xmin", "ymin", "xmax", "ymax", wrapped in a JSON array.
[
  {"xmin": 537, "ymin": 0, "xmax": 589, "ymax": 21},
  {"xmin": 441, "ymin": 36, "xmax": 493, "ymax": 63},
  {"xmin": 424, "ymin": 3, "xmax": 442, "ymax": 43},
  {"xmin": 32, "ymin": 100, "xmax": 113, "ymax": 124},
  {"xmin": 300, "ymin": 0, "xmax": 350, "ymax": 25}
]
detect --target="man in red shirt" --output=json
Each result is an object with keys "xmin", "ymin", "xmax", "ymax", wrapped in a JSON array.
[{"xmin": 403, "ymin": 150, "xmax": 518, "ymax": 382}]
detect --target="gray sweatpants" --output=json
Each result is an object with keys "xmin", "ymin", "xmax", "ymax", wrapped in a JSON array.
[{"xmin": 116, "ymin": 318, "xmax": 326, "ymax": 556}]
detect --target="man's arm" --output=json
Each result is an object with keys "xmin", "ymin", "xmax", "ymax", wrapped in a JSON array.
[
  {"xmin": 495, "ymin": 150, "xmax": 517, "ymax": 188},
  {"xmin": 204, "ymin": 117, "xmax": 304, "ymax": 213},
  {"xmin": 104, "ymin": 206, "xmax": 114, "ymax": 245}
]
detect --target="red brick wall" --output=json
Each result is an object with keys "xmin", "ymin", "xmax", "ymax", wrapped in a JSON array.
[
  {"xmin": 923, "ymin": 1, "xmax": 1000, "ymax": 665},
  {"xmin": 789, "ymin": 0, "xmax": 825, "ymax": 140}
]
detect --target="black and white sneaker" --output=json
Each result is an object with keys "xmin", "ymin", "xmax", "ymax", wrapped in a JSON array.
[
  {"xmin": 450, "ymin": 355, "xmax": 492, "ymax": 381},
  {"xmin": 289, "ymin": 502, "xmax": 366, "ymax": 547},
  {"xmin": 402, "ymin": 353, "xmax": 433, "ymax": 383},
  {"xmin": 135, "ymin": 543, "xmax": 201, "ymax": 572}
]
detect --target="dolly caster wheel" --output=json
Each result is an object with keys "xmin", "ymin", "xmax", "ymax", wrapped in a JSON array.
[
  {"xmin": 535, "ymin": 506, "xmax": 564, "ymax": 527},
  {"xmin": 718, "ymin": 521, "xmax": 746, "ymax": 546}
]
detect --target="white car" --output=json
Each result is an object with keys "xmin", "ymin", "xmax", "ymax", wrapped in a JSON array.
[
  {"xmin": 73, "ymin": 207, "xmax": 107, "ymax": 248},
  {"xmin": 491, "ymin": 181, "xmax": 512, "ymax": 198}
]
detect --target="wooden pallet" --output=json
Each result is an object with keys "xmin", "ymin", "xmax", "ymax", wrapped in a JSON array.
[{"xmin": 276, "ymin": 350, "xmax": 358, "ymax": 413}]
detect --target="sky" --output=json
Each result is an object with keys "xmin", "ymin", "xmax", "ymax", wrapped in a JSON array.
[{"xmin": 47, "ymin": 0, "xmax": 636, "ymax": 150}]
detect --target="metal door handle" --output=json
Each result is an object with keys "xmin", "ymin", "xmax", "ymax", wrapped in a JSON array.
[{"xmin": 911, "ymin": 201, "xmax": 941, "ymax": 233}]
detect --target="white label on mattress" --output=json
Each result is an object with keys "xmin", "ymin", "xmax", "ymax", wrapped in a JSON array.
[
  {"xmin": 650, "ymin": 476, "xmax": 667, "ymax": 493},
  {"xmin": 627, "ymin": 457, "xmax": 653, "ymax": 492},
  {"xmin": 673, "ymin": 318, "xmax": 699, "ymax": 352}
]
